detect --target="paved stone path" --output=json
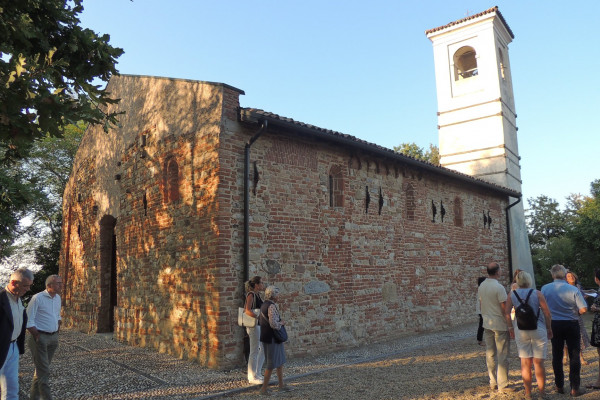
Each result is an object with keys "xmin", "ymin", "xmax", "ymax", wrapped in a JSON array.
[{"xmin": 15, "ymin": 320, "xmax": 600, "ymax": 399}]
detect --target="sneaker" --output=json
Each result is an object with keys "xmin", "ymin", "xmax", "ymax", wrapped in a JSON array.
[
  {"xmin": 249, "ymin": 378, "xmax": 264, "ymax": 385},
  {"xmin": 570, "ymin": 388, "xmax": 586, "ymax": 397}
]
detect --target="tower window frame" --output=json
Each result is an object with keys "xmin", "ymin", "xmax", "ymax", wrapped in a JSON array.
[{"xmin": 453, "ymin": 46, "xmax": 478, "ymax": 81}]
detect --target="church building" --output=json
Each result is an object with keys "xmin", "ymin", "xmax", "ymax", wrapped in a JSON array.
[{"xmin": 59, "ymin": 7, "xmax": 530, "ymax": 369}]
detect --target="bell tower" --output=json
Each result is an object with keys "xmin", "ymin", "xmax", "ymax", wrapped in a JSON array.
[{"xmin": 426, "ymin": 7, "xmax": 534, "ymax": 282}]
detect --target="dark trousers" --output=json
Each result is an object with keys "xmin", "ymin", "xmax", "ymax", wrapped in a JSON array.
[
  {"xmin": 477, "ymin": 314, "xmax": 484, "ymax": 342},
  {"xmin": 551, "ymin": 320, "xmax": 581, "ymax": 390}
]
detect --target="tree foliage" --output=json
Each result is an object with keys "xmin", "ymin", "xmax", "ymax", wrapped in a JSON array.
[
  {"xmin": 0, "ymin": 154, "xmax": 39, "ymax": 257},
  {"xmin": 527, "ymin": 180, "xmax": 600, "ymax": 287},
  {"xmin": 526, "ymin": 195, "xmax": 568, "ymax": 248},
  {"xmin": 569, "ymin": 179, "xmax": 600, "ymax": 280},
  {"xmin": 21, "ymin": 122, "xmax": 85, "ymax": 235},
  {"xmin": 0, "ymin": 0, "xmax": 123, "ymax": 163},
  {"xmin": 0, "ymin": 123, "xmax": 84, "ymax": 261},
  {"xmin": 26, "ymin": 227, "xmax": 62, "ymax": 300},
  {"xmin": 393, "ymin": 142, "xmax": 440, "ymax": 165}
]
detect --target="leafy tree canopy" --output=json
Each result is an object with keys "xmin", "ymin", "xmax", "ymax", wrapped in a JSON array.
[
  {"xmin": 0, "ymin": 0, "xmax": 123, "ymax": 163},
  {"xmin": 526, "ymin": 195, "xmax": 568, "ymax": 248},
  {"xmin": 0, "ymin": 122, "xmax": 84, "ymax": 259},
  {"xmin": 393, "ymin": 142, "xmax": 439, "ymax": 165},
  {"xmin": 0, "ymin": 160, "xmax": 37, "ymax": 257},
  {"xmin": 528, "ymin": 179, "xmax": 600, "ymax": 287},
  {"xmin": 569, "ymin": 179, "xmax": 600, "ymax": 273}
]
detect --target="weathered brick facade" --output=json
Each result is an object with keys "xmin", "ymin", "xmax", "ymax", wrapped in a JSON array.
[{"xmin": 60, "ymin": 75, "xmax": 518, "ymax": 369}]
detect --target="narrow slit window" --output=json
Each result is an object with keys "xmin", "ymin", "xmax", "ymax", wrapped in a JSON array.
[
  {"xmin": 163, "ymin": 157, "xmax": 180, "ymax": 203},
  {"xmin": 253, "ymin": 161, "xmax": 259, "ymax": 195},
  {"xmin": 329, "ymin": 166, "xmax": 344, "ymax": 207},
  {"xmin": 405, "ymin": 183, "xmax": 416, "ymax": 221},
  {"xmin": 453, "ymin": 197, "xmax": 463, "ymax": 227},
  {"xmin": 143, "ymin": 192, "xmax": 148, "ymax": 216}
]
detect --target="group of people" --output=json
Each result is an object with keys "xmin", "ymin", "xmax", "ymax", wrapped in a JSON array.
[
  {"xmin": 478, "ymin": 262, "xmax": 600, "ymax": 398},
  {"xmin": 1, "ymin": 268, "xmax": 63, "ymax": 400},
  {"xmin": 243, "ymin": 276, "xmax": 292, "ymax": 396}
]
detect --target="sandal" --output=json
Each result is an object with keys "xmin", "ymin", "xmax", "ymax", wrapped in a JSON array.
[
  {"xmin": 279, "ymin": 385, "xmax": 293, "ymax": 392},
  {"xmin": 259, "ymin": 389, "xmax": 272, "ymax": 396}
]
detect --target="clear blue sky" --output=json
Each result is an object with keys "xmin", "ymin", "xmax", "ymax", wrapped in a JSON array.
[{"xmin": 80, "ymin": 0, "xmax": 600, "ymax": 208}]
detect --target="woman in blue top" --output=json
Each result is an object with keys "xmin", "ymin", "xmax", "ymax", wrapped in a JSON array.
[{"xmin": 505, "ymin": 271, "xmax": 553, "ymax": 399}]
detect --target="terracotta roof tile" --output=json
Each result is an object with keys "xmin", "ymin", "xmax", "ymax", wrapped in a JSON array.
[{"xmin": 425, "ymin": 6, "xmax": 514, "ymax": 39}]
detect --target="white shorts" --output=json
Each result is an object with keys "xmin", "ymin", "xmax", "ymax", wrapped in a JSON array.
[{"xmin": 515, "ymin": 324, "xmax": 548, "ymax": 359}]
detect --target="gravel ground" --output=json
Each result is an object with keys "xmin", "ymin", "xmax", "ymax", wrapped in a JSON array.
[{"xmin": 15, "ymin": 315, "xmax": 600, "ymax": 400}]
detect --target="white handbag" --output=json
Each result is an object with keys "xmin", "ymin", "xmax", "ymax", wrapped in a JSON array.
[{"xmin": 238, "ymin": 307, "xmax": 258, "ymax": 327}]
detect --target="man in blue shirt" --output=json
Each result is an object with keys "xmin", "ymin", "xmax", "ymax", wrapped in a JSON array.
[{"xmin": 541, "ymin": 264, "xmax": 588, "ymax": 397}]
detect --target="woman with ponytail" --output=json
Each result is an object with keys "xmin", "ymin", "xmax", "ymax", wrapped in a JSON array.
[{"xmin": 244, "ymin": 276, "xmax": 265, "ymax": 384}]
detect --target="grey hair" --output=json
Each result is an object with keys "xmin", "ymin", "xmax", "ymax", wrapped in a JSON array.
[
  {"xmin": 10, "ymin": 268, "xmax": 34, "ymax": 282},
  {"xmin": 45, "ymin": 275, "xmax": 60, "ymax": 287},
  {"xmin": 550, "ymin": 264, "xmax": 567, "ymax": 280},
  {"xmin": 515, "ymin": 271, "xmax": 532, "ymax": 289},
  {"xmin": 264, "ymin": 285, "xmax": 280, "ymax": 300}
]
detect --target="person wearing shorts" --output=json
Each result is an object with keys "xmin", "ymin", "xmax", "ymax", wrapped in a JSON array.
[{"xmin": 505, "ymin": 271, "xmax": 553, "ymax": 399}]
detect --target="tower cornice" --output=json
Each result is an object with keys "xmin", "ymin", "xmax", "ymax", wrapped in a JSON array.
[{"xmin": 425, "ymin": 6, "xmax": 514, "ymax": 40}]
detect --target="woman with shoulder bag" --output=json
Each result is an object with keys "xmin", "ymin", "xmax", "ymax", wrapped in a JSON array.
[
  {"xmin": 259, "ymin": 286, "xmax": 292, "ymax": 395},
  {"xmin": 245, "ymin": 276, "xmax": 265, "ymax": 384},
  {"xmin": 505, "ymin": 270, "xmax": 553, "ymax": 399}
]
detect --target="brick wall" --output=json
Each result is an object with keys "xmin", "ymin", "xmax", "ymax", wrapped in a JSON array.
[{"xmin": 215, "ymin": 124, "xmax": 509, "ymax": 361}]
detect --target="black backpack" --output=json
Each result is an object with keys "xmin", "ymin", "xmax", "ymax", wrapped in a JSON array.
[{"xmin": 513, "ymin": 289, "xmax": 541, "ymax": 330}]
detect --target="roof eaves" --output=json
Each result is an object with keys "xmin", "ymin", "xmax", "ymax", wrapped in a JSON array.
[{"xmin": 239, "ymin": 108, "xmax": 521, "ymax": 199}]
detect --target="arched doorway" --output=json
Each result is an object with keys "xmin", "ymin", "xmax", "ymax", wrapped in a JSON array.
[{"xmin": 98, "ymin": 215, "xmax": 117, "ymax": 333}]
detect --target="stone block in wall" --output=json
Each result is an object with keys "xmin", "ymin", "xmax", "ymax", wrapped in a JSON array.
[{"xmin": 303, "ymin": 280, "xmax": 330, "ymax": 295}]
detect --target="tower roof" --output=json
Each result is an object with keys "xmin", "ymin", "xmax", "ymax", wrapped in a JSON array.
[{"xmin": 425, "ymin": 6, "xmax": 514, "ymax": 39}]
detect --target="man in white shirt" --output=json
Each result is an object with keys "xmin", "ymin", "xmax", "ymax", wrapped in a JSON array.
[
  {"xmin": 478, "ymin": 262, "xmax": 512, "ymax": 393},
  {"xmin": 26, "ymin": 275, "xmax": 62, "ymax": 400}
]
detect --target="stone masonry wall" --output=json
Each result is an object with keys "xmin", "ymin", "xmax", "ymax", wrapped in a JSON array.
[{"xmin": 60, "ymin": 76, "xmax": 243, "ymax": 368}]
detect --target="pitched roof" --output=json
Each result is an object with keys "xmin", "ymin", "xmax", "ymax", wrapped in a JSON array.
[
  {"xmin": 425, "ymin": 6, "xmax": 514, "ymax": 39},
  {"xmin": 239, "ymin": 107, "xmax": 521, "ymax": 199}
]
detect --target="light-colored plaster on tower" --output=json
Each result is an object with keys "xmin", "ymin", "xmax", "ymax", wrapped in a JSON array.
[{"xmin": 426, "ymin": 7, "xmax": 534, "ymax": 283}]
